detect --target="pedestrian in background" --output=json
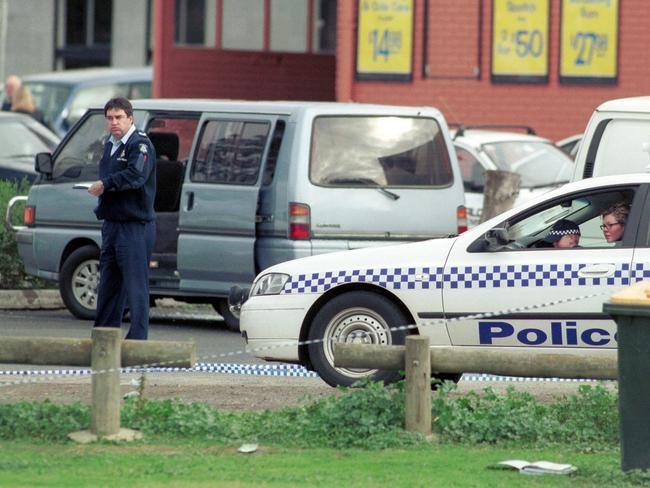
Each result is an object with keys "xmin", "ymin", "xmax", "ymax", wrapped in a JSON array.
[
  {"xmin": 88, "ymin": 97, "xmax": 157, "ymax": 340},
  {"xmin": 11, "ymin": 85, "xmax": 46, "ymax": 125},
  {"xmin": 2, "ymin": 75, "xmax": 21, "ymax": 111}
]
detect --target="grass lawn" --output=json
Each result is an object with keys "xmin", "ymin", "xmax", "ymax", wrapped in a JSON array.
[{"xmin": 1, "ymin": 440, "xmax": 645, "ymax": 487}]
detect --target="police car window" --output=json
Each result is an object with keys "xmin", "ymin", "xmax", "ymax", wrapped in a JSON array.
[
  {"xmin": 508, "ymin": 199, "xmax": 590, "ymax": 241},
  {"xmin": 191, "ymin": 120, "xmax": 270, "ymax": 185},
  {"xmin": 476, "ymin": 188, "xmax": 637, "ymax": 252}
]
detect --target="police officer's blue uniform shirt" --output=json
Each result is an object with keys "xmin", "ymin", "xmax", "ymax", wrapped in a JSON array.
[{"xmin": 94, "ymin": 124, "xmax": 157, "ymax": 222}]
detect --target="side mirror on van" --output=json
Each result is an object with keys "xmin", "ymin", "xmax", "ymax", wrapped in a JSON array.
[{"xmin": 35, "ymin": 152, "xmax": 53, "ymax": 176}]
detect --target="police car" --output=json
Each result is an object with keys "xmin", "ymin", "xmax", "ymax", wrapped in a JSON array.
[{"xmin": 238, "ymin": 173, "xmax": 650, "ymax": 387}]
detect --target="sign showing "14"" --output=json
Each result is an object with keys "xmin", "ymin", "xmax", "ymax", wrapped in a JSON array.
[{"xmin": 369, "ymin": 29, "xmax": 402, "ymax": 62}]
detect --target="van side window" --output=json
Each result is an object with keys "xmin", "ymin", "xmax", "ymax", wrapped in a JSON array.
[
  {"xmin": 310, "ymin": 116, "xmax": 453, "ymax": 187},
  {"xmin": 191, "ymin": 120, "xmax": 270, "ymax": 185},
  {"xmin": 52, "ymin": 112, "xmax": 107, "ymax": 181},
  {"xmin": 263, "ymin": 120, "xmax": 285, "ymax": 185}
]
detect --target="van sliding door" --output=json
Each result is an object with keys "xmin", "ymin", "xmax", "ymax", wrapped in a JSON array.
[{"xmin": 177, "ymin": 114, "xmax": 279, "ymax": 296}]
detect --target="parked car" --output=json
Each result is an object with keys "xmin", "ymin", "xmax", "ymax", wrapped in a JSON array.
[
  {"xmin": 7, "ymin": 99, "xmax": 466, "ymax": 331},
  {"xmin": 238, "ymin": 173, "xmax": 649, "ymax": 386},
  {"xmin": 23, "ymin": 67, "xmax": 152, "ymax": 138},
  {"xmin": 452, "ymin": 125, "xmax": 574, "ymax": 227},
  {"xmin": 0, "ymin": 112, "xmax": 60, "ymax": 184},
  {"xmin": 556, "ymin": 133, "xmax": 582, "ymax": 159}
]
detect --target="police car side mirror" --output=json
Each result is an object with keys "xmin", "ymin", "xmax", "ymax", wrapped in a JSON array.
[
  {"xmin": 35, "ymin": 152, "xmax": 53, "ymax": 176},
  {"xmin": 484, "ymin": 227, "xmax": 509, "ymax": 247}
]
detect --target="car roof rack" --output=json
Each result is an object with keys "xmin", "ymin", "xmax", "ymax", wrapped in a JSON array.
[{"xmin": 453, "ymin": 124, "xmax": 536, "ymax": 140}]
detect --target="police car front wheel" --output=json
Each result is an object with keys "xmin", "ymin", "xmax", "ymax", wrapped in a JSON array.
[{"xmin": 307, "ymin": 291, "xmax": 408, "ymax": 387}]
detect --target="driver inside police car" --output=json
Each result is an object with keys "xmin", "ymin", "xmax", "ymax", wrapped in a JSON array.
[{"xmin": 544, "ymin": 219, "xmax": 581, "ymax": 249}]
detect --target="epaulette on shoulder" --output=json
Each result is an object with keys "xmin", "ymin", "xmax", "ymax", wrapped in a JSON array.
[{"xmin": 138, "ymin": 131, "xmax": 147, "ymax": 137}]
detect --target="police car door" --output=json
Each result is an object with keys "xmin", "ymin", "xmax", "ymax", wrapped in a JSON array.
[
  {"xmin": 177, "ymin": 113, "xmax": 279, "ymax": 295},
  {"xmin": 441, "ymin": 184, "xmax": 645, "ymax": 353}
]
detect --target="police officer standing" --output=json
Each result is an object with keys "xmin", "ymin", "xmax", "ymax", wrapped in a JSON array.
[{"xmin": 88, "ymin": 97, "xmax": 156, "ymax": 340}]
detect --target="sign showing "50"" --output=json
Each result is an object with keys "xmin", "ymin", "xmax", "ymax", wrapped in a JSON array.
[{"xmin": 491, "ymin": 0, "xmax": 549, "ymax": 83}]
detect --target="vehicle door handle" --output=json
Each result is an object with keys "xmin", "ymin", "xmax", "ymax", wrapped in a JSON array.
[
  {"xmin": 186, "ymin": 191, "xmax": 194, "ymax": 211},
  {"xmin": 578, "ymin": 263, "xmax": 616, "ymax": 278}
]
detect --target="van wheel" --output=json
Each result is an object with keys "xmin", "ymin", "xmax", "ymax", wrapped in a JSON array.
[
  {"xmin": 307, "ymin": 291, "xmax": 408, "ymax": 387},
  {"xmin": 59, "ymin": 245, "xmax": 100, "ymax": 320},
  {"xmin": 213, "ymin": 298, "xmax": 240, "ymax": 332}
]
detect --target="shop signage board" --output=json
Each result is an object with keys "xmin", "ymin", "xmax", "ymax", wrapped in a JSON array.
[
  {"xmin": 356, "ymin": 0, "xmax": 414, "ymax": 81},
  {"xmin": 560, "ymin": 0, "xmax": 619, "ymax": 84},
  {"xmin": 491, "ymin": 0, "xmax": 550, "ymax": 83}
]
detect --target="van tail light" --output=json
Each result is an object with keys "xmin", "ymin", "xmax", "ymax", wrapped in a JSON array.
[
  {"xmin": 23, "ymin": 206, "xmax": 35, "ymax": 226},
  {"xmin": 456, "ymin": 206, "xmax": 468, "ymax": 234},
  {"xmin": 288, "ymin": 202, "xmax": 311, "ymax": 240}
]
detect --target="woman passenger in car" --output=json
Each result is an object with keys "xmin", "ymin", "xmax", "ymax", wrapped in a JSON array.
[{"xmin": 600, "ymin": 202, "xmax": 630, "ymax": 243}]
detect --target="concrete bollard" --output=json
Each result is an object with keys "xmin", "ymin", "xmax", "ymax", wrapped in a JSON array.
[
  {"xmin": 90, "ymin": 328, "xmax": 121, "ymax": 437},
  {"xmin": 404, "ymin": 336, "xmax": 431, "ymax": 436}
]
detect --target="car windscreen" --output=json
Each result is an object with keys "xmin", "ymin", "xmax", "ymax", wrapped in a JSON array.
[
  {"xmin": 23, "ymin": 82, "xmax": 72, "ymax": 128},
  {"xmin": 310, "ymin": 116, "xmax": 453, "ymax": 187},
  {"xmin": 0, "ymin": 118, "xmax": 58, "ymax": 159},
  {"xmin": 481, "ymin": 141, "xmax": 573, "ymax": 188}
]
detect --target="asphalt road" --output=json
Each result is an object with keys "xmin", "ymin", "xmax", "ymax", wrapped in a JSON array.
[{"xmin": 0, "ymin": 306, "xmax": 264, "ymax": 368}]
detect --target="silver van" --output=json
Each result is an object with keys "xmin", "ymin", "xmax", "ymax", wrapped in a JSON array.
[{"xmin": 9, "ymin": 99, "xmax": 466, "ymax": 330}]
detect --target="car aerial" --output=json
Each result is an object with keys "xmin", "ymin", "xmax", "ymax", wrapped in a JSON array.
[
  {"xmin": 238, "ymin": 173, "xmax": 650, "ymax": 387},
  {"xmin": 23, "ymin": 66, "xmax": 152, "ymax": 138},
  {"xmin": 556, "ymin": 133, "xmax": 583, "ymax": 160},
  {"xmin": 0, "ymin": 111, "xmax": 60, "ymax": 184},
  {"xmin": 452, "ymin": 125, "xmax": 574, "ymax": 227}
]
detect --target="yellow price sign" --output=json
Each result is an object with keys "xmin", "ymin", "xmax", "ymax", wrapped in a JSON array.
[
  {"xmin": 491, "ymin": 0, "xmax": 549, "ymax": 82},
  {"xmin": 560, "ymin": 0, "xmax": 619, "ymax": 82},
  {"xmin": 356, "ymin": 0, "xmax": 413, "ymax": 80}
]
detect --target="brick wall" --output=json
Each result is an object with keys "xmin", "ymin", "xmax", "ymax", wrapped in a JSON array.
[
  {"xmin": 337, "ymin": 0, "xmax": 650, "ymax": 141},
  {"xmin": 153, "ymin": 0, "xmax": 335, "ymax": 102}
]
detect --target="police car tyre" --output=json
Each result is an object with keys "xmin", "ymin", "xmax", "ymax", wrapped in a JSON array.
[
  {"xmin": 59, "ymin": 244, "xmax": 100, "ymax": 320},
  {"xmin": 213, "ymin": 298, "xmax": 240, "ymax": 332},
  {"xmin": 307, "ymin": 291, "xmax": 407, "ymax": 387}
]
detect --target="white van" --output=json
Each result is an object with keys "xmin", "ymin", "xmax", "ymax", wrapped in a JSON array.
[
  {"xmin": 9, "ymin": 100, "xmax": 466, "ymax": 330},
  {"xmin": 573, "ymin": 96, "xmax": 650, "ymax": 181}
]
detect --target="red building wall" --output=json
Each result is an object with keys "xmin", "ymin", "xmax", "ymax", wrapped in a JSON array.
[
  {"xmin": 153, "ymin": 0, "xmax": 335, "ymax": 102},
  {"xmin": 337, "ymin": 0, "xmax": 650, "ymax": 141}
]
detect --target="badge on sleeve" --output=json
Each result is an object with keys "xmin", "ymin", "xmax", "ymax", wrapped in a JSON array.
[{"xmin": 139, "ymin": 144, "xmax": 148, "ymax": 154}]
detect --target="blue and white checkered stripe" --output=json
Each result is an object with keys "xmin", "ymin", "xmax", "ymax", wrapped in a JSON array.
[
  {"xmin": 282, "ymin": 262, "xmax": 650, "ymax": 294},
  {"xmin": 0, "ymin": 366, "xmax": 603, "ymax": 383},
  {"xmin": 0, "ymin": 363, "xmax": 319, "ymax": 378},
  {"xmin": 283, "ymin": 267, "xmax": 444, "ymax": 294}
]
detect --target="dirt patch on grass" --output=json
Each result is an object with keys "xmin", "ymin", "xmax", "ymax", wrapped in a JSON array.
[{"xmin": 0, "ymin": 371, "xmax": 613, "ymax": 410}]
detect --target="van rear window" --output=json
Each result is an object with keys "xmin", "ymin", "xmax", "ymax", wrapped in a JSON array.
[{"xmin": 310, "ymin": 116, "xmax": 453, "ymax": 187}]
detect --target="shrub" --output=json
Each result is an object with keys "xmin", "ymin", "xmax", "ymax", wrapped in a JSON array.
[
  {"xmin": 431, "ymin": 381, "xmax": 619, "ymax": 449},
  {"xmin": 0, "ymin": 380, "xmax": 620, "ymax": 450},
  {"xmin": 0, "ymin": 179, "xmax": 53, "ymax": 289}
]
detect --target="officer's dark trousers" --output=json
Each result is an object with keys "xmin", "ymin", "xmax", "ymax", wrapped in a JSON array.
[{"xmin": 94, "ymin": 220, "xmax": 155, "ymax": 340}]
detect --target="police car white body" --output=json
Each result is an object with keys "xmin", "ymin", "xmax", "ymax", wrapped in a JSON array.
[{"xmin": 240, "ymin": 173, "xmax": 650, "ymax": 386}]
